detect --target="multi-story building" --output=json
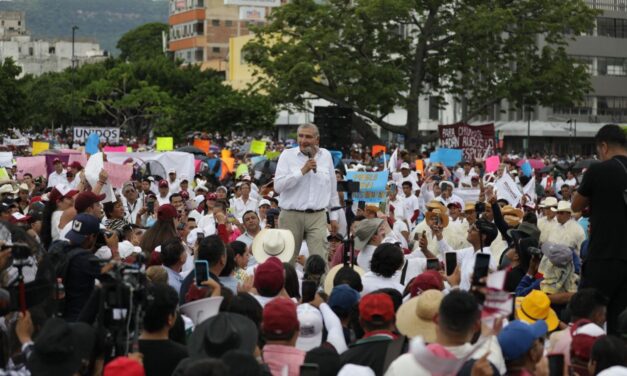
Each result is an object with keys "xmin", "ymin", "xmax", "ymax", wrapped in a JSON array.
[
  {"xmin": 168, "ymin": 0, "xmax": 277, "ymax": 71},
  {"xmin": 0, "ymin": 11, "xmax": 26, "ymax": 39}
]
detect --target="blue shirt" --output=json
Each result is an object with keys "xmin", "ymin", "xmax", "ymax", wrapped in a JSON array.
[{"xmin": 165, "ymin": 266, "xmax": 183, "ymax": 295}]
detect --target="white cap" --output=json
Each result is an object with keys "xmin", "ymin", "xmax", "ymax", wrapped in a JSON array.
[
  {"xmin": 168, "ymin": 169, "xmax": 176, "ymax": 174},
  {"xmin": 295, "ymin": 303, "xmax": 323, "ymax": 351},
  {"xmin": 194, "ymin": 195, "xmax": 205, "ymax": 206},
  {"xmin": 118, "ymin": 240, "xmax": 142, "ymax": 259},
  {"xmin": 187, "ymin": 228, "xmax": 205, "ymax": 246},
  {"xmin": 258, "ymin": 199, "xmax": 271, "ymax": 208},
  {"xmin": 400, "ymin": 162, "xmax": 410, "ymax": 169}
]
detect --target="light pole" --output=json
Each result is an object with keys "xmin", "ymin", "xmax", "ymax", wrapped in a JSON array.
[{"xmin": 71, "ymin": 25, "xmax": 79, "ymax": 130}]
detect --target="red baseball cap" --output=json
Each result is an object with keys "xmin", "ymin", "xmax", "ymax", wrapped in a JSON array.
[
  {"xmin": 69, "ymin": 161, "xmax": 83, "ymax": 170},
  {"xmin": 253, "ymin": 257, "xmax": 284, "ymax": 293},
  {"xmin": 205, "ymin": 193, "xmax": 217, "ymax": 201},
  {"xmin": 74, "ymin": 191, "xmax": 106, "ymax": 213},
  {"xmin": 359, "ymin": 293, "xmax": 394, "ymax": 323},
  {"xmin": 409, "ymin": 270, "xmax": 445, "ymax": 297},
  {"xmin": 157, "ymin": 204, "xmax": 178, "ymax": 221},
  {"xmin": 158, "ymin": 180, "xmax": 169, "ymax": 188},
  {"xmin": 104, "ymin": 356, "xmax": 145, "ymax": 376},
  {"xmin": 262, "ymin": 297, "xmax": 298, "ymax": 337},
  {"xmin": 179, "ymin": 190, "xmax": 189, "ymax": 200},
  {"xmin": 52, "ymin": 158, "xmax": 62, "ymax": 164}
]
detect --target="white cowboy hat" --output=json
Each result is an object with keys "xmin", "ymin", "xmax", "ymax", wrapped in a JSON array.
[
  {"xmin": 251, "ymin": 228, "xmax": 295, "ymax": 263},
  {"xmin": 0, "ymin": 184, "xmax": 17, "ymax": 195},
  {"xmin": 539, "ymin": 197, "xmax": 558, "ymax": 208},
  {"xmin": 180, "ymin": 296, "xmax": 224, "ymax": 326},
  {"xmin": 551, "ymin": 200, "xmax": 572, "ymax": 213}
]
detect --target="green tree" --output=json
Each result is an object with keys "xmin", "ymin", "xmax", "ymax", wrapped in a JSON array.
[
  {"xmin": 245, "ymin": 0, "xmax": 598, "ymax": 144},
  {"xmin": 0, "ymin": 58, "xmax": 25, "ymax": 129},
  {"xmin": 117, "ymin": 22, "xmax": 169, "ymax": 61}
]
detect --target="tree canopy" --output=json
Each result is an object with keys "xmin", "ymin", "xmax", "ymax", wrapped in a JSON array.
[
  {"xmin": 244, "ymin": 0, "xmax": 598, "ymax": 143},
  {"xmin": 117, "ymin": 22, "xmax": 170, "ymax": 62}
]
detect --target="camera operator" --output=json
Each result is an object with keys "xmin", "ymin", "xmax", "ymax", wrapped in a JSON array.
[{"xmin": 64, "ymin": 213, "xmax": 120, "ymax": 322}]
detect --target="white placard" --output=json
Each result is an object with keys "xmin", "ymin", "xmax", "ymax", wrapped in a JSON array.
[
  {"xmin": 495, "ymin": 172, "xmax": 523, "ymax": 207},
  {"xmin": 239, "ymin": 6, "xmax": 266, "ymax": 20},
  {"xmin": 73, "ymin": 127, "xmax": 120, "ymax": 144}
]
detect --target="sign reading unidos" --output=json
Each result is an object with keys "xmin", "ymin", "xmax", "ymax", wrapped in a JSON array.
[{"xmin": 73, "ymin": 127, "xmax": 120, "ymax": 144}]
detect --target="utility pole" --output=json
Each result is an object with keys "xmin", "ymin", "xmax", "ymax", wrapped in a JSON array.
[{"xmin": 71, "ymin": 25, "xmax": 79, "ymax": 132}]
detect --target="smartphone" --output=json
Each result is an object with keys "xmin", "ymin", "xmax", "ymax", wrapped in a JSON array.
[
  {"xmin": 300, "ymin": 363, "xmax": 319, "ymax": 376},
  {"xmin": 197, "ymin": 232, "xmax": 205, "ymax": 240},
  {"xmin": 195, "ymin": 260, "xmax": 209, "ymax": 287},
  {"xmin": 426, "ymin": 258, "xmax": 439, "ymax": 271},
  {"xmin": 146, "ymin": 200, "xmax": 154, "ymax": 214},
  {"xmin": 267, "ymin": 214, "xmax": 275, "ymax": 228},
  {"xmin": 547, "ymin": 354, "xmax": 565, "ymax": 376},
  {"xmin": 473, "ymin": 253, "xmax": 491, "ymax": 285},
  {"xmin": 358, "ymin": 200, "xmax": 366, "ymax": 210},
  {"xmin": 301, "ymin": 280, "xmax": 317, "ymax": 303},
  {"xmin": 445, "ymin": 252, "xmax": 457, "ymax": 276},
  {"xmin": 433, "ymin": 214, "xmax": 440, "ymax": 226}
]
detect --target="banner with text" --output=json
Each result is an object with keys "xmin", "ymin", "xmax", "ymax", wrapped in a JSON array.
[
  {"xmin": 346, "ymin": 171, "xmax": 388, "ymax": 203},
  {"xmin": 438, "ymin": 123, "xmax": 496, "ymax": 162},
  {"xmin": 73, "ymin": 127, "xmax": 120, "ymax": 144}
]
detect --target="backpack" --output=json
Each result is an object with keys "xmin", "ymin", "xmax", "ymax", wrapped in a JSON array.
[{"xmin": 38, "ymin": 240, "xmax": 91, "ymax": 286}]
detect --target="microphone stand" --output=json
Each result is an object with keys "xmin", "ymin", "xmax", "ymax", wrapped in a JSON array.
[{"xmin": 342, "ymin": 182, "xmax": 356, "ymax": 268}]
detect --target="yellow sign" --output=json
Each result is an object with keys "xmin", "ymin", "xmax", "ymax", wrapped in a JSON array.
[
  {"xmin": 265, "ymin": 151, "xmax": 280, "ymax": 160},
  {"xmin": 0, "ymin": 168, "xmax": 8, "ymax": 180},
  {"xmin": 156, "ymin": 137, "xmax": 174, "ymax": 151},
  {"xmin": 32, "ymin": 141, "xmax": 49, "ymax": 155},
  {"xmin": 249, "ymin": 140, "xmax": 266, "ymax": 155},
  {"xmin": 127, "ymin": 147, "xmax": 133, "ymax": 153},
  {"xmin": 235, "ymin": 163, "xmax": 249, "ymax": 178}
]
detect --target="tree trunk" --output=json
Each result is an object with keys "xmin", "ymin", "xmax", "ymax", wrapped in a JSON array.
[{"xmin": 351, "ymin": 115, "xmax": 382, "ymax": 145}]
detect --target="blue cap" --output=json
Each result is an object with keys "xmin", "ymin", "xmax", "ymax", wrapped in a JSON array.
[
  {"xmin": 328, "ymin": 284, "xmax": 360, "ymax": 313},
  {"xmin": 66, "ymin": 213, "xmax": 100, "ymax": 244},
  {"xmin": 497, "ymin": 320, "xmax": 548, "ymax": 361}
]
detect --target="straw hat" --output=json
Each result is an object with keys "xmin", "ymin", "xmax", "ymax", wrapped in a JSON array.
[
  {"xmin": 180, "ymin": 296, "xmax": 224, "ymax": 326},
  {"xmin": 323, "ymin": 264, "xmax": 365, "ymax": 295},
  {"xmin": 426, "ymin": 200, "xmax": 447, "ymax": 214},
  {"xmin": 425, "ymin": 208, "xmax": 449, "ymax": 228},
  {"xmin": 395, "ymin": 289, "xmax": 444, "ymax": 342},
  {"xmin": 551, "ymin": 201, "xmax": 572, "ymax": 213},
  {"xmin": 516, "ymin": 290, "xmax": 559, "ymax": 331},
  {"xmin": 463, "ymin": 202, "xmax": 476, "ymax": 212},
  {"xmin": 539, "ymin": 197, "xmax": 558, "ymax": 208},
  {"xmin": 251, "ymin": 228, "xmax": 295, "ymax": 263},
  {"xmin": 501, "ymin": 205, "xmax": 524, "ymax": 227}
]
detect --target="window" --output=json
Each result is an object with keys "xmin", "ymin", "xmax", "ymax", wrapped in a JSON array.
[
  {"xmin": 553, "ymin": 96, "xmax": 594, "ymax": 116},
  {"xmin": 28, "ymin": 47, "xmax": 33, "ymax": 56},
  {"xmin": 211, "ymin": 19, "xmax": 220, "ymax": 27},
  {"xmin": 225, "ymin": 20, "xmax": 233, "ymax": 27},
  {"xmin": 212, "ymin": 47, "xmax": 221, "ymax": 53},
  {"xmin": 571, "ymin": 55, "xmax": 594, "ymax": 75},
  {"xmin": 598, "ymin": 56, "xmax": 627, "ymax": 76},
  {"xmin": 597, "ymin": 96, "xmax": 627, "ymax": 116},
  {"xmin": 597, "ymin": 17, "xmax": 627, "ymax": 38},
  {"xmin": 187, "ymin": 51, "xmax": 192, "ymax": 61},
  {"xmin": 49, "ymin": 47, "xmax": 55, "ymax": 54}
]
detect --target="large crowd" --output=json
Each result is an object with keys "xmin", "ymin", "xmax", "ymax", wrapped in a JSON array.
[{"xmin": 0, "ymin": 123, "xmax": 625, "ymax": 376}]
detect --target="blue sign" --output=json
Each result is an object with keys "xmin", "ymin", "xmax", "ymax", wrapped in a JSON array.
[
  {"xmin": 346, "ymin": 171, "xmax": 388, "ymax": 203},
  {"xmin": 329, "ymin": 150, "xmax": 343, "ymax": 168},
  {"xmin": 521, "ymin": 161, "xmax": 533, "ymax": 177},
  {"xmin": 85, "ymin": 133, "xmax": 100, "ymax": 155},
  {"xmin": 430, "ymin": 148, "xmax": 463, "ymax": 167}
]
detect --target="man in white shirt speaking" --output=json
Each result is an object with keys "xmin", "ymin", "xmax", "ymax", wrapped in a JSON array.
[{"xmin": 274, "ymin": 123, "xmax": 341, "ymax": 264}]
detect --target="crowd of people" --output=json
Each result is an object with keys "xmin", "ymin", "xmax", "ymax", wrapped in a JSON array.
[{"xmin": 0, "ymin": 123, "xmax": 624, "ymax": 376}]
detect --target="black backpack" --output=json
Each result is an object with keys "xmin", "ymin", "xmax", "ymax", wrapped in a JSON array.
[{"xmin": 38, "ymin": 240, "xmax": 90, "ymax": 286}]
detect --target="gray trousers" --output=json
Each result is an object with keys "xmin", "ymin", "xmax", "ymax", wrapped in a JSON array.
[{"xmin": 279, "ymin": 210, "xmax": 328, "ymax": 264}]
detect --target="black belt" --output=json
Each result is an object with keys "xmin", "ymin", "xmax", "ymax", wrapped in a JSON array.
[{"xmin": 285, "ymin": 208, "xmax": 325, "ymax": 213}]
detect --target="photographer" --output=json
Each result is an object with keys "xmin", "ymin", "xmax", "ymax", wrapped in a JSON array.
[{"xmin": 63, "ymin": 214, "xmax": 120, "ymax": 322}]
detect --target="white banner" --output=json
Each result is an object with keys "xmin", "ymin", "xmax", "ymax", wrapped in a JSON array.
[
  {"xmin": 2, "ymin": 137, "xmax": 29, "ymax": 146},
  {"xmin": 239, "ymin": 6, "xmax": 266, "ymax": 20},
  {"xmin": 0, "ymin": 152, "xmax": 13, "ymax": 168},
  {"xmin": 225, "ymin": 0, "xmax": 280, "ymax": 7},
  {"xmin": 73, "ymin": 127, "xmax": 120, "ymax": 144},
  {"xmin": 495, "ymin": 172, "xmax": 523, "ymax": 207},
  {"xmin": 105, "ymin": 151, "xmax": 196, "ymax": 183},
  {"xmin": 523, "ymin": 176, "xmax": 537, "ymax": 204},
  {"xmin": 453, "ymin": 188, "xmax": 481, "ymax": 205}
]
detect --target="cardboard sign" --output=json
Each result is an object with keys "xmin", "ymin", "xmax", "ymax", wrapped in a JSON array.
[
  {"xmin": 85, "ymin": 133, "xmax": 100, "ymax": 155},
  {"xmin": 193, "ymin": 139, "xmax": 210, "ymax": 154},
  {"xmin": 250, "ymin": 140, "xmax": 267, "ymax": 155},
  {"xmin": 32, "ymin": 141, "xmax": 49, "ymax": 156},
  {"xmin": 156, "ymin": 137, "xmax": 174, "ymax": 151},
  {"xmin": 104, "ymin": 162, "xmax": 133, "ymax": 188},
  {"xmin": 345, "ymin": 171, "xmax": 388, "ymax": 203},
  {"xmin": 438, "ymin": 123, "xmax": 496, "ymax": 161},
  {"xmin": 103, "ymin": 146, "xmax": 127, "ymax": 153},
  {"xmin": 430, "ymin": 148, "xmax": 463, "ymax": 167},
  {"xmin": 372, "ymin": 145, "xmax": 386, "ymax": 156},
  {"xmin": 16, "ymin": 156, "xmax": 47, "ymax": 179},
  {"xmin": 485, "ymin": 155, "xmax": 501, "ymax": 173},
  {"xmin": 415, "ymin": 159, "xmax": 424, "ymax": 174}
]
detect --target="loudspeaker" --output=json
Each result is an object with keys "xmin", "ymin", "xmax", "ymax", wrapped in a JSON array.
[{"xmin": 314, "ymin": 106, "xmax": 353, "ymax": 152}]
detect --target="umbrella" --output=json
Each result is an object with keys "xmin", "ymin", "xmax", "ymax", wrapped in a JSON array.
[
  {"xmin": 252, "ymin": 159, "xmax": 277, "ymax": 186},
  {"xmin": 517, "ymin": 159, "xmax": 545, "ymax": 169},
  {"xmin": 573, "ymin": 159, "xmax": 599, "ymax": 170},
  {"xmin": 538, "ymin": 165, "xmax": 554, "ymax": 174},
  {"xmin": 176, "ymin": 146, "xmax": 206, "ymax": 156}
]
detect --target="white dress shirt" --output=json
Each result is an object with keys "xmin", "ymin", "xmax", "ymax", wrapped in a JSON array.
[
  {"xmin": 47, "ymin": 170, "xmax": 68, "ymax": 188},
  {"xmin": 437, "ymin": 239, "xmax": 497, "ymax": 291},
  {"xmin": 233, "ymin": 196, "xmax": 259, "ymax": 219},
  {"xmin": 274, "ymin": 147, "xmax": 340, "ymax": 221},
  {"xmin": 392, "ymin": 172, "xmax": 419, "ymax": 192},
  {"xmin": 546, "ymin": 219, "xmax": 586, "ymax": 254},
  {"xmin": 402, "ymin": 194, "xmax": 420, "ymax": 227},
  {"xmin": 122, "ymin": 197, "xmax": 143, "ymax": 224},
  {"xmin": 361, "ymin": 272, "xmax": 405, "ymax": 296}
]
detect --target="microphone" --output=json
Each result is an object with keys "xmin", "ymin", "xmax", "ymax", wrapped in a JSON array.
[{"xmin": 306, "ymin": 147, "xmax": 316, "ymax": 173}]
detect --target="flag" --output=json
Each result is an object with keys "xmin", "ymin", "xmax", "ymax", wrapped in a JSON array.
[
  {"xmin": 523, "ymin": 176, "xmax": 537, "ymax": 203},
  {"xmin": 387, "ymin": 148, "xmax": 398, "ymax": 172}
]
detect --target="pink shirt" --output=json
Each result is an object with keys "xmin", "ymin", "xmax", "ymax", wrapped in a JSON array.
[{"xmin": 262, "ymin": 344, "xmax": 305, "ymax": 376}]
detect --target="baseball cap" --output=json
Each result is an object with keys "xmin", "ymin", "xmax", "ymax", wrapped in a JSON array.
[
  {"xmin": 74, "ymin": 191, "xmax": 106, "ymax": 213},
  {"xmin": 409, "ymin": 270, "xmax": 445, "ymax": 298},
  {"xmin": 296, "ymin": 303, "xmax": 324, "ymax": 351},
  {"xmin": 168, "ymin": 169, "xmax": 176, "ymax": 174},
  {"xmin": 253, "ymin": 257, "xmax": 285, "ymax": 293},
  {"xmin": 66, "ymin": 213, "xmax": 100, "ymax": 244},
  {"xmin": 103, "ymin": 356, "xmax": 144, "ymax": 376},
  {"xmin": 157, "ymin": 204, "xmax": 178, "ymax": 221},
  {"xmin": 158, "ymin": 180, "xmax": 169, "ymax": 188},
  {"xmin": 359, "ymin": 293, "xmax": 394, "ymax": 323},
  {"xmin": 68, "ymin": 161, "xmax": 83, "ymax": 170},
  {"xmin": 205, "ymin": 193, "xmax": 217, "ymax": 201},
  {"xmin": 52, "ymin": 158, "xmax": 62, "ymax": 164},
  {"xmin": 400, "ymin": 162, "xmax": 410, "ymax": 169},
  {"xmin": 328, "ymin": 284, "xmax": 360, "ymax": 314},
  {"xmin": 497, "ymin": 320, "xmax": 547, "ymax": 361},
  {"xmin": 262, "ymin": 297, "xmax": 299, "ymax": 337},
  {"xmin": 258, "ymin": 199, "xmax": 271, "ymax": 208}
]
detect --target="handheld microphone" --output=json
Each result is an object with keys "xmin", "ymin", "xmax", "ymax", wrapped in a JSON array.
[{"xmin": 307, "ymin": 147, "xmax": 317, "ymax": 173}]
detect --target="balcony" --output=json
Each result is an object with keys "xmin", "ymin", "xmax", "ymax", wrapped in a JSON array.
[{"xmin": 169, "ymin": 8, "xmax": 206, "ymax": 26}]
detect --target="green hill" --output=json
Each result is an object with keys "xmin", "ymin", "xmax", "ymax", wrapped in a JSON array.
[{"xmin": 0, "ymin": 0, "xmax": 168, "ymax": 54}]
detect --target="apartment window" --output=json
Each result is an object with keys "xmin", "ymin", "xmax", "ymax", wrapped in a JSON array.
[
  {"xmin": 598, "ymin": 56, "xmax": 627, "ymax": 76},
  {"xmin": 212, "ymin": 47, "xmax": 221, "ymax": 53},
  {"xmin": 225, "ymin": 20, "xmax": 233, "ymax": 27},
  {"xmin": 28, "ymin": 47, "xmax": 33, "ymax": 56},
  {"xmin": 597, "ymin": 96, "xmax": 627, "ymax": 116},
  {"xmin": 597, "ymin": 17, "xmax": 627, "ymax": 38},
  {"xmin": 571, "ymin": 55, "xmax": 594, "ymax": 75},
  {"xmin": 49, "ymin": 47, "xmax": 55, "ymax": 54},
  {"xmin": 553, "ymin": 96, "xmax": 594, "ymax": 116},
  {"xmin": 211, "ymin": 19, "xmax": 220, "ymax": 27},
  {"xmin": 187, "ymin": 51, "xmax": 192, "ymax": 61}
]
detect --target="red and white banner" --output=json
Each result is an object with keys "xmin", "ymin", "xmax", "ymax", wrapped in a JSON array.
[{"xmin": 438, "ymin": 123, "xmax": 496, "ymax": 161}]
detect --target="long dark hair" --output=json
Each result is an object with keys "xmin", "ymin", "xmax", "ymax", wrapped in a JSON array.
[
  {"xmin": 139, "ymin": 218, "xmax": 178, "ymax": 258},
  {"xmin": 40, "ymin": 200, "xmax": 58, "ymax": 250}
]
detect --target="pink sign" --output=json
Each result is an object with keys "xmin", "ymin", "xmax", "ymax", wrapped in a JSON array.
[
  {"xmin": 194, "ymin": 159, "xmax": 201, "ymax": 173},
  {"xmin": 104, "ymin": 146, "xmax": 127, "ymax": 153},
  {"xmin": 68, "ymin": 154, "xmax": 88, "ymax": 168},
  {"xmin": 16, "ymin": 156, "xmax": 47, "ymax": 179},
  {"xmin": 485, "ymin": 155, "xmax": 501, "ymax": 173},
  {"xmin": 104, "ymin": 162, "xmax": 133, "ymax": 188}
]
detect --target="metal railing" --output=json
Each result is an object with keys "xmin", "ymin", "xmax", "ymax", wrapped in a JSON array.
[{"xmin": 587, "ymin": 0, "xmax": 627, "ymax": 11}]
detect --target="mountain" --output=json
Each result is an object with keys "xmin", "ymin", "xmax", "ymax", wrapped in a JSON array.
[{"xmin": 0, "ymin": 0, "xmax": 168, "ymax": 54}]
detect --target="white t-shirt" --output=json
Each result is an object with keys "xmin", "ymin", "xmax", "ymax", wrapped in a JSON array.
[
  {"xmin": 361, "ymin": 271, "xmax": 404, "ymax": 296},
  {"xmin": 51, "ymin": 210, "xmax": 63, "ymax": 241}
]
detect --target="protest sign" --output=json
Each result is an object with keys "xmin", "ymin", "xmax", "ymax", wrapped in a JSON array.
[
  {"xmin": 32, "ymin": 141, "xmax": 49, "ymax": 156},
  {"xmin": 430, "ymin": 148, "xmax": 463, "ymax": 167},
  {"xmin": 485, "ymin": 155, "xmax": 500, "ymax": 173},
  {"xmin": 521, "ymin": 161, "xmax": 533, "ymax": 177},
  {"xmin": 73, "ymin": 127, "xmax": 120, "ymax": 144},
  {"xmin": 193, "ymin": 139, "xmax": 210, "ymax": 154},
  {"xmin": 85, "ymin": 133, "xmax": 100, "ymax": 155},
  {"xmin": 235, "ymin": 163, "xmax": 249, "ymax": 179},
  {"xmin": 346, "ymin": 171, "xmax": 387, "ymax": 203},
  {"xmin": 438, "ymin": 123, "xmax": 496, "ymax": 161},
  {"xmin": 126, "ymin": 147, "xmax": 133, "ymax": 153},
  {"xmin": 415, "ymin": 160, "xmax": 424, "ymax": 174},
  {"xmin": 495, "ymin": 172, "xmax": 523, "ymax": 207},
  {"xmin": 0, "ymin": 152, "xmax": 13, "ymax": 168},
  {"xmin": 104, "ymin": 162, "xmax": 133, "ymax": 188},
  {"xmin": 454, "ymin": 188, "xmax": 481, "ymax": 205},
  {"xmin": 156, "ymin": 137, "xmax": 174, "ymax": 151},
  {"xmin": 3, "ymin": 137, "xmax": 28, "ymax": 146},
  {"xmin": 250, "ymin": 140, "xmax": 267, "ymax": 155},
  {"xmin": 222, "ymin": 157, "xmax": 235, "ymax": 172},
  {"xmin": 16, "ymin": 157, "xmax": 46, "ymax": 179},
  {"xmin": 85, "ymin": 153, "xmax": 115, "ymax": 203},
  {"xmin": 265, "ymin": 151, "xmax": 281, "ymax": 160},
  {"xmin": 0, "ymin": 168, "xmax": 8, "ymax": 180},
  {"xmin": 103, "ymin": 146, "xmax": 127, "ymax": 153},
  {"xmin": 221, "ymin": 149, "xmax": 232, "ymax": 159},
  {"xmin": 371, "ymin": 145, "xmax": 386, "ymax": 156}
]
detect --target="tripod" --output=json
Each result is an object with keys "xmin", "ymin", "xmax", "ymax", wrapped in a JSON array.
[{"xmin": 339, "ymin": 179, "xmax": 360, "ymax": 267}]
